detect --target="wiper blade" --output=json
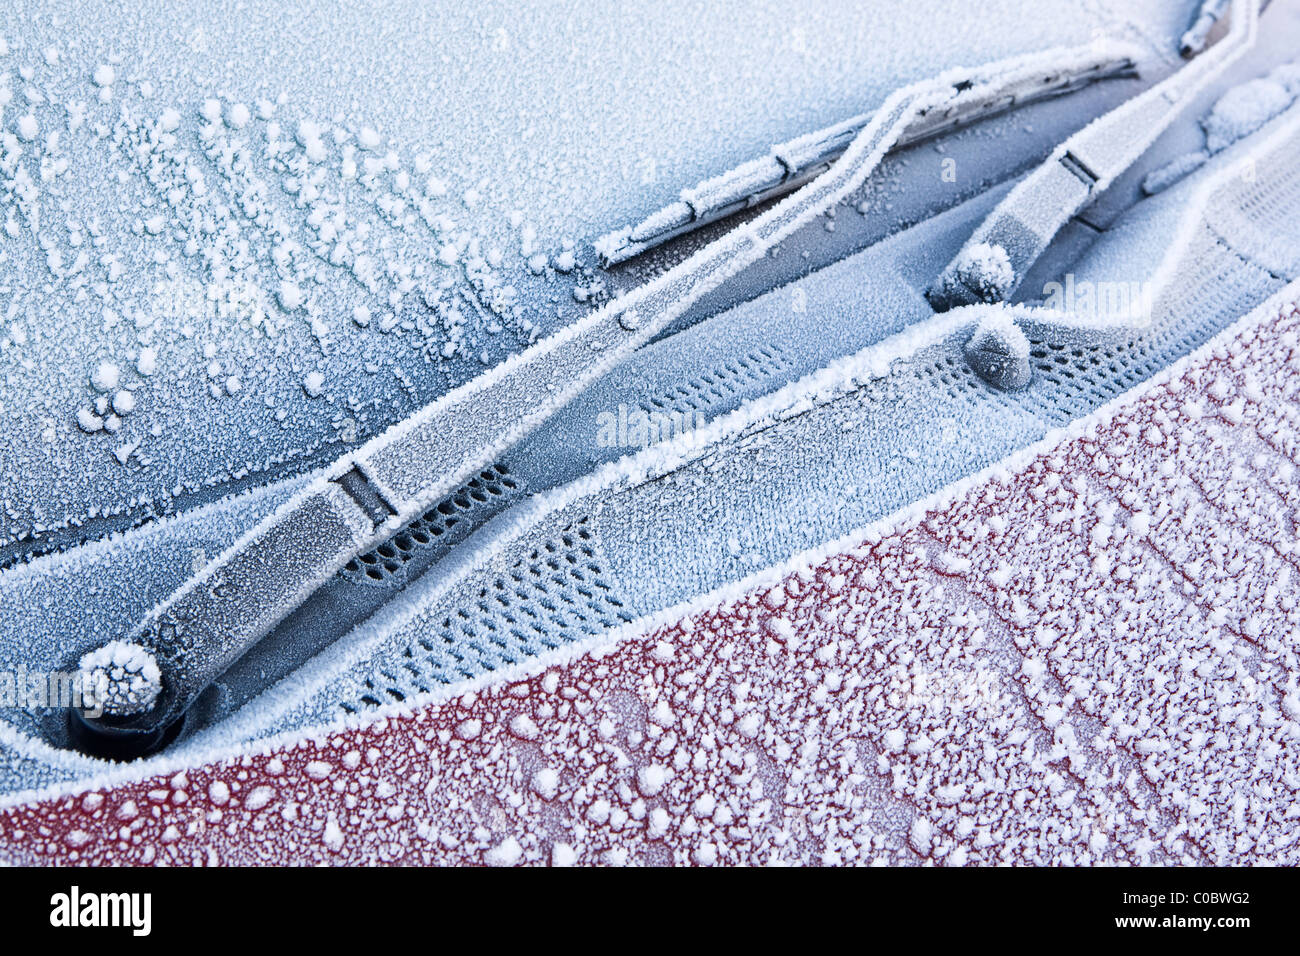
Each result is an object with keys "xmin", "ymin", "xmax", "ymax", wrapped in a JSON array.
[{"xmin": 595, "ymin": 47, "xmax": 1140, "ymax": 268}]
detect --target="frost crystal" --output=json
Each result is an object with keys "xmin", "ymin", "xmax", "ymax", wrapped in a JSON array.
[
  {"xmin": 946, "ymin": 242, "xmax": 1015, "ymax": 304},
  {"xmin": 90, "ymin": 362, "xmax": 121, "ymax": 393},
  {"xmin": 78, "ymin": 641, "xmax": 162, "ymax": 717}
]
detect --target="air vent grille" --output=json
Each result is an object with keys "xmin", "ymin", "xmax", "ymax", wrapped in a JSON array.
[
  {"xmin": 342, "ymin": 515, "xmax": 631, "ymax": 711},
  {"xmin": 342, "ymin": 463, "xmax": 519, "ymax": 586}
]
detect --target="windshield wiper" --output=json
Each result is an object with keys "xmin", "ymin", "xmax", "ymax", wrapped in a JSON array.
[
  {"xmin": 928, "ymin": 0, "xmax": 1260, "ymax": 313},
  {"xmin": 594, "ymin": 49, "xmax": 1138, "ymax": 267},
  {"xmin": 79, "ymin": 45, "xmax": 1061, "ymax": 758}
]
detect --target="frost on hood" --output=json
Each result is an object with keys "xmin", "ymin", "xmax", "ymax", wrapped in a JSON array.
[{"xmin": 5, "ymin": 294, "xmax": 1300, "ymax": 867}]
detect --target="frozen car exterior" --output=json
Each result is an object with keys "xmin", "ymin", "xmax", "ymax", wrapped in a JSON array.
[{"xmin": 2, "ymin": 0, "xmax": 1300, "ymax": 864}]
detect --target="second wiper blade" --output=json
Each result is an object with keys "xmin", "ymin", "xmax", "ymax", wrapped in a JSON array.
[{"xmin": 594, "ymin": 46, "xmax": 1140, "ymax": 267}]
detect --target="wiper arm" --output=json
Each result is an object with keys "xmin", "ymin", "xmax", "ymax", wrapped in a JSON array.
[
  {"xmin": 77, "ymin": 46, "xmax": 1027, "ymax": 758},
  {"xmin": 928, "ymin": 0, "xmax": 1259, "ymax": 313}
]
